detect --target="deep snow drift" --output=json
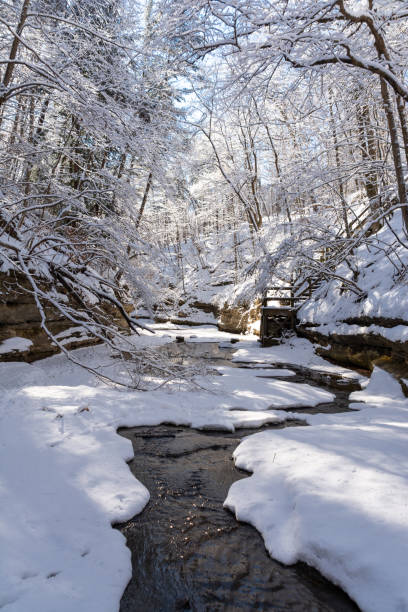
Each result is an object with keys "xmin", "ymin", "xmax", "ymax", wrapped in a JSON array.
[{"xmin": 0, "ymin": 326, "xmax": 406, "ymax": 612}]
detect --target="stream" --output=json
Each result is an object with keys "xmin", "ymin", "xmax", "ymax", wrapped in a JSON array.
[{"xmin": 116, "ymin": 340, "xmax": 361, "ymax": 611}]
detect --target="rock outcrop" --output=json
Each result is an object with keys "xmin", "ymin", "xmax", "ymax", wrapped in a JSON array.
[
  {"xmin": 218, "ymin": 300, "xmax": 261, "ymax": 334},
  {"xmin": 297, "ymin": 319, "xmax": 408, "ymax": 389},
  {"xmin": 0, "ymin": 271, "xmax": 130, "ymax": 362}
]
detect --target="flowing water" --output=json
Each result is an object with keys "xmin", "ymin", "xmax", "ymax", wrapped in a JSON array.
[{"xmin": 116, "ymin": 339, "xmax": 361, "ymax": 611}]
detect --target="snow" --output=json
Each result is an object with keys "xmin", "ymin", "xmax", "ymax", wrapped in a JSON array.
[
  {"xmin": 0, "ymin": 326, "xmax": 406, "ymax": 612},
  {"xmin": 299, "ymin": 216, "xmax": 408, "ymax": 330},
  {"xmin": 225, "ymin": 367, "xmax": 408, "ymax": 612},
  {"xmin": 0, "ymin": 328, "xmax": 338, "ymax": 612},
  {"xmin": 242, "ymin": 366, "xmax": 296, "ymax": 375},
  {"xmin": 148, "ymin": 323, "xmax": 239, "ymax": 341},
  {"xmin": 151, "ymin": 217, "xmax": 299, "ymax": 329},
  {"xmin": 312, "ymin": 321, "xmax": 408, "ymax": 344},
  {"xmin": 213, "ymin": 365, "xmax": 334, "ymax": 409},
  {"xmin": 0, "ymin": 337, "xmax": 33, "ymax": 354},
  {"xmin": 53, "ymin": 326, "xmax": 97, "ymax": 347},
  {"xmin": 232, "ymin": 335, "xmax": 365, "ymax": 381}
]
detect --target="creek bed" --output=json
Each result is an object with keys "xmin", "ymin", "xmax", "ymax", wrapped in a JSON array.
[{"xmin": 116, "ymin": 341, "xmax": 361, "ymax": 611}]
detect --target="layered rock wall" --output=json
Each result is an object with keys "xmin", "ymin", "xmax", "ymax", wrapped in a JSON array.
[
  {"xmin": 297, "ymin": 319, "xmax": 408, "ymax": 383},
  {"xmin": 0, "ymin": 271, "xmax": 128, "ymax": 362},
  {"xmin": 218, "ymin": 300, "xmax": 261, "ymax": 334}
]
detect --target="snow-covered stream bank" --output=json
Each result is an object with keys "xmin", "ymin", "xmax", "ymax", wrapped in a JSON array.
[
  {"xmin": 226, "ymin": 366, "xmax": 408, "ymax": 612},
  {"xmin": 0, "ymin": 326, "xmax": 407, "ymax": 612}
]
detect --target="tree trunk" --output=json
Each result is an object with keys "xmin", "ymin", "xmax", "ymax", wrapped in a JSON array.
[
  {"xmin": 380, "ymin": 77, "xmax": 408, "ymax": 231},
  {"xmin": 356, "ymin": 102, "xmax": 379, "ymax": 207},
  {"xmin": 396, "ymin": 95, "xmax": 408, "ymax": 168},
  {"xmin": 329, "ymin": 100, "xmax": 350, "ymax": 237},
  {"xmin": 135, "ymin": 170, "xmax": 153, "ymax": 229},
  {"xmin": 0, "ymin": 0, "xmax": 31, "ymax": 118}
]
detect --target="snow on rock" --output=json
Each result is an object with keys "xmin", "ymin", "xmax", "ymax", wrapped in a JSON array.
[
  {"xmin": 148, "ymin": 323, "xmax": 242, "ymax": 342},
  {"xmin": 232, "ymin": 335, "xmax": 334, "ymax": 365},
  {"xmin": 313, "ymin": 321, "xmax": 408, "ymax": 344},
  {"xmin": 224, "ymin": 367, "xmax": 408, "ymax": 612},
  {"xmin": 0, "ymin": 337, "xmax": 33, "ymax": 354},
  {"xmin": 232, "ymin": 336, "xmax": 365, "ymax": 381}
]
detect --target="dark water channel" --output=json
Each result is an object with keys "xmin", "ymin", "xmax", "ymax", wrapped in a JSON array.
[{"xmin": 116, "ymin": 340, "xmax": 361, "ymax": 612}]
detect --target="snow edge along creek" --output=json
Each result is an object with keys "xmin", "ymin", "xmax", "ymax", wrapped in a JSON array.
[
  {"xmin": 225, "ymin": 367, "xmax": 408, "ymax": 612},
  {"xmin": 1, "ymin": 326, "xmax": 403, "ymax": 612}
]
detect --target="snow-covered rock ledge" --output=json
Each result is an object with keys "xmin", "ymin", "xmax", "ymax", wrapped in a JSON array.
[
  {"xmin": 298, "ymin": 319, "xmax": 408, "ymax": 376},
  {"xmin": 0, "ymin": 270, "xmax": 133, "ymax": 363}
]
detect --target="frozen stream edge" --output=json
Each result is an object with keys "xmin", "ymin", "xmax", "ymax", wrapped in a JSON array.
[{"xmin": 117, "ymin": 422, "xmax": 360, "ymax": 611}]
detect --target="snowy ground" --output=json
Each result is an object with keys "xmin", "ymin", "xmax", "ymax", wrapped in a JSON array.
[
  {"xmin": 299, "ymin": 215, "xmax": 408, "ymax": 329},
  {"xmin": 225, "ymin": 367, "xmax": 408, "ymax": 612},
  {"xmin": 0, "ymin": 326, "xmax": 406, "ymax": 611}
]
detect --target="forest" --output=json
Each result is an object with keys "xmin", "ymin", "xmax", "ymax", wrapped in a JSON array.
[{"xmin": 2, "ymin": 2, "xmax": 408, "ymax": 612}]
